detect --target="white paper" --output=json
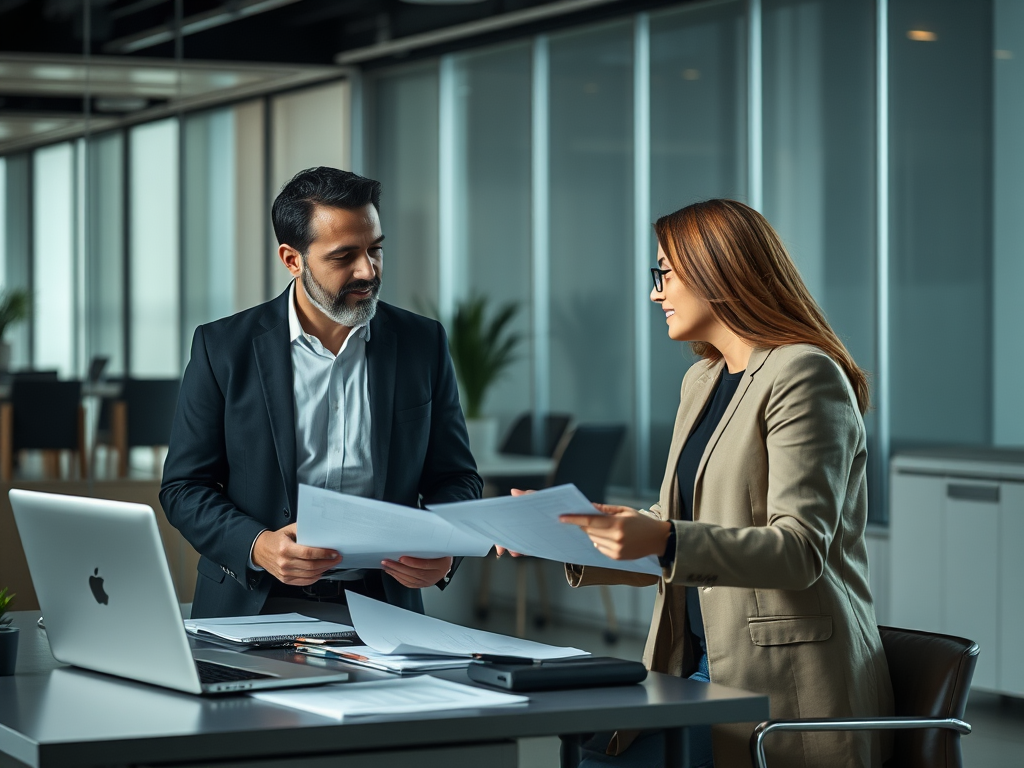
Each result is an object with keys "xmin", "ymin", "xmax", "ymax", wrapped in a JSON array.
[
  {"xmin": 251, "ymin": 676, "xmax": 527, "ymax": 719},
  {"xmin": 184, "ymin": 613, "xmax": 354, "ymax": 643},
  {"xmin": 298, "ymin": 645, "xmax": 470, "ymax": 674},
  {"xmin": 346, "ymin": 591, "xmax": 588, "ymax": 660},
  {"xmin": 428, "ymin": 484, "xmax": 662, "ymax": 577},
  {"xmin": 297, "ymin": 484, "xmax": 494, "ymax": 568}
]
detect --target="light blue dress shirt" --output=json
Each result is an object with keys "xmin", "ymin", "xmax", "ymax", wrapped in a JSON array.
[{"xmin": 249, "ymin": 281, "xmax": 373, "ymax": 572}]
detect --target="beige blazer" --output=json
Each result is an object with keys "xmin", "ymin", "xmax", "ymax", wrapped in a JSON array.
[{"xmin": 568, "ymin": 345, "xmax": 894, "ymax": 768}]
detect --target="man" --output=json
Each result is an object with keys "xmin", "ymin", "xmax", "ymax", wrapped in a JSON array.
[{"xmin": 160, "ymin": 167, "xmax": 482, "ymax": 620}]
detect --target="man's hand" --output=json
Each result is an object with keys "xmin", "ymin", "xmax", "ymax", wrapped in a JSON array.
[
  {"xmin": 252, "ymin": 523, "xmax": 341, "ymax": 586},
  {"xmin": 495, "ymin": 488, "xmax": 530, "ymax": 558},
  {"xmin": 381, "ymin": 556, "xmax": 454, "ymax": 589},
  {"xmin": 560, "ymin": 504, "xmax": 672, "ymax": 561}
]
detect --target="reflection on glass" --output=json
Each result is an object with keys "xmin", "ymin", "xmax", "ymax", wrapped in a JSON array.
[
  {"xmin": 648, "ymin": 1, "xmax": 747, "ymax": 491},
  {"xmin": 369, "ymin": 65, "xmax": 440, "ymax": 316},
  {"xmin": 452, "ymin": 43, "xmax": 533, "ymax": 427},
  {"xmin": 33, "ymin": 142, "xmax": 75, "ymax": 377},
  {"xmin": 1, "ymin": 154, "xmax": 31, "ymax": 370},
  {"xmin": 86, "ymin": 132, "xmax": 125, "ymax": 377},
  {"xmin": 129, "ymin": 119, "xmax": 180, "ymax": 377},
  {"xmin": 548, "ymin": 21, "xmax": 634, "ymax": 487}
]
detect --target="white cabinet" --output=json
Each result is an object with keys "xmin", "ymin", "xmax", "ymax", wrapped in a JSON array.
[{"xmin": 890, "ymin": 449, "xmax": 1024, "ymax": 696}]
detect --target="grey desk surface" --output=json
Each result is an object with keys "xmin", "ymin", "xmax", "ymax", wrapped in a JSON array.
[{"xmin": 0, "ymin": 611, "xmax": 769, "ymax": 768}]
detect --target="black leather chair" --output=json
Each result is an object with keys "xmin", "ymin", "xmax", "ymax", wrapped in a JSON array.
[
  {"xmin": 0, "ymin": 379, "xmax": 85, "ymax": 481},
  {"xmin": 486, "ymin": 413, "xmax": 573, "ymax": 498},
  {"xmin": 95, "ymin": 378, "xmax": 181, "ymax": 478},
  {"xmin": 751, "ymin": 626, "xmax": 978, "ymax": 768}
]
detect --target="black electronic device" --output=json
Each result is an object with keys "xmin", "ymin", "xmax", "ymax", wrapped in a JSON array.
[{"xmin": 467, "ymin": 656, "xmax": 647, "ymax": 692}]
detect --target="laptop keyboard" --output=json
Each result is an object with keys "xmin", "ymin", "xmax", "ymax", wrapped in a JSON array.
[{"xmin": 196, "ymin": 659, "xmax": 273, "ymax": 684}]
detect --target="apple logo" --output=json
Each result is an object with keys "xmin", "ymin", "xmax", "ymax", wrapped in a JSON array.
[{"xmin": 89, "ymin": 568, "xmax": 108, "ymax": 605}]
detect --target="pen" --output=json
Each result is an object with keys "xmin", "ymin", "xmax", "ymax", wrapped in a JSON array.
[{"xmin": 297, "ymin": 646, "xmax": 369, "ymax": 662}]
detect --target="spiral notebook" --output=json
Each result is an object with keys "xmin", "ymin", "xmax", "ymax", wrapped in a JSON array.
[{"xmin": 185, "ymin": 613, "xmax": 356, "ymax": 646}]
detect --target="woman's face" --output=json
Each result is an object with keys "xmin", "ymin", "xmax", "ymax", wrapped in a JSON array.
[{"xmin": 650, "ymin": 244, "xmax": 718, "ymax": 343}]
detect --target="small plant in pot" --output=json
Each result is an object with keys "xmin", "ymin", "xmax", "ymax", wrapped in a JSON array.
[
  {"xmin": 0, "ymin": 289, "xmax": 30, "ymax": 372},
  {"xmin": 447, "ymin": 296, "xmax": 522, "ymax": 459},
  {"xmin": 0, "ymin": 587, "xmax": 17, "ymax": 676}
]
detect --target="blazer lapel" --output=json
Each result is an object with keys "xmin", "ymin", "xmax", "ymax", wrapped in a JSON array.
[
  {"xmin": 692, "ymin": 347, "xmax": 774, "ymax": 517},
  {"xmin": 366, "ymin": 307, "xmax": 397, "ymax": 500},
  {"xmin": 660, "ymin": 363, "xmax": 722, "ymax": 520},
  {"xmin": 253, "ymin": 293, "xmax": 298, "ymax": 513}
]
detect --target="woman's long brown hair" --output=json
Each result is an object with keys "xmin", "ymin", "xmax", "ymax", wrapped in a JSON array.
[{"xmin": 654, "ymin": 199, "xmax": 870, "ymax": 414}]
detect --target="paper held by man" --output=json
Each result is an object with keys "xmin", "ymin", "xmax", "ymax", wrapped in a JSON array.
[{"xmin": 296, "ymin": 483, "xmax": 661, "ymax": 577}]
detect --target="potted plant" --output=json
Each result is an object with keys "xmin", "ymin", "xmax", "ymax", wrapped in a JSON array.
[
  {"xmin": 0, "ymin": 587, "xmax": 17, "ymax": 676},
  {"xmin": 0, "ymin": 289, "xmax": 30, "ymax": 372},
  {"xmin": 447, "ymin": 296, "xmax": 522, "ymax": 458}
]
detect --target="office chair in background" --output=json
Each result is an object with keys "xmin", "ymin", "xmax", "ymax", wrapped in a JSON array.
[
  {"xmin": 0, "ymin": 379, "xmax": 86, "ymax": 481},
  {"xmin": 94, "ymin": 378, "xmax": 181, "ymax": 478}
]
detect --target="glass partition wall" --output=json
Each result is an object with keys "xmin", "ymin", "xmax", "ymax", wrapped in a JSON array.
[{"xmin": 364, "ymin": 0, "xmax": 1024, "ymax": 518}]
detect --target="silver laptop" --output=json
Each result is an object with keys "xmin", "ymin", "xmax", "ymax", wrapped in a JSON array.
[{"xmin": 10, "ymin": 489, "xmax": 350, "ymax": 694}]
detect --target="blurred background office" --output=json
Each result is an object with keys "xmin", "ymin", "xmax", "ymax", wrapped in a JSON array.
[{"xmin": 1, "ymin": 0, "xmax": 1022, "ymax": 764}]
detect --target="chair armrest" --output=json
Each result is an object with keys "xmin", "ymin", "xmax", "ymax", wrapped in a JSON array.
[{"xmin": 750, "ymin": 716, "xmax": 971, "ymax": 768}]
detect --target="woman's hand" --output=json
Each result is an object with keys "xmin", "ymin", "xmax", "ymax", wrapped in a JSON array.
[
  {"xmin": 495, "ymin": 488, "xmax": 530, "ymax": 558},
  {"xmin": 560, "ymin": 504, "xmax": 673, "ymax": 561}
]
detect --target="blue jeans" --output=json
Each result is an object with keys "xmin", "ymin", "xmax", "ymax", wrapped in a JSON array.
[{"xmin": 577, "ymin": 653, "xmax": 714, "ymax": 768}]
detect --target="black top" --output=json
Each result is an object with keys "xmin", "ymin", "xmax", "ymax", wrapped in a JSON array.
[{"xmin": 664, "ymin": 368, "xmax": 744, "ymax": 654}]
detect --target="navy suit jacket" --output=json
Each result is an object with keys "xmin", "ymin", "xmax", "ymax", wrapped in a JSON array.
[{"xmin": 160, "ymin": 287, "xmax": 482, "ymax": 618}]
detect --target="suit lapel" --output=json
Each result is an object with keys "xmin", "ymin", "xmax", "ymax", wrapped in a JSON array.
[
  {"xmin": 660, "ymin": 363, "xmax": 721, "ymax": 521},
  {"xmin": 366, "ymin": 307, "xmax": 397, "ymax": 500},
  {"xmin": 253, "ymin": 291, "xmax": 298, "ymax": 513},
  {"xmin": 691, "ymin": 347, "xmax": 773, "ymax": 517}
]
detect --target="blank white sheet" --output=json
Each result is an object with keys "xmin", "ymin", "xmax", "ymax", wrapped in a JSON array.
[
  {"xmin": 428, "ymin": 484, "xmax": 662, "ymax": 577},
  {"xmin": 346, "ymin": 592, "xmax": 588, "ymax": 660},
  {"xmin": 296, "ymin": 484, "xmax": 493, "ymax": 568}
]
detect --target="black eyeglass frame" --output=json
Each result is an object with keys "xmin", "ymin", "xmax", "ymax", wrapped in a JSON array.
[{"xmin": 651, "ymin": 267, "xmax": 671, "ymax": 292}]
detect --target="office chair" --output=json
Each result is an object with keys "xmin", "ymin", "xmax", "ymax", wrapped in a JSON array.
[
  {"xmin": 95, "ymin": 378, "xmax": 181, "ymax": 478},
  {"xmin": 485, "ymin": 412, "xmax": 573, "ymax": 498},
  {"xmin": 750, "ymin": 626, "xmax": 978, "ymax": 768},
  {"xmin": 0, "ymin": 379, "xmax": 86, "ymax": 481}
]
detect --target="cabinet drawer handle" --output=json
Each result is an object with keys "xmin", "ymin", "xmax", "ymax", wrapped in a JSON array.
[{"xmin": 946, "ymin": 483, "xmax": 1000, "ymax": 503}]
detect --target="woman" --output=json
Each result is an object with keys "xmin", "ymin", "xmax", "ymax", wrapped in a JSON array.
[{"xmin": 556, "ymin": 200, "xmax": 893, "ymax": 768}]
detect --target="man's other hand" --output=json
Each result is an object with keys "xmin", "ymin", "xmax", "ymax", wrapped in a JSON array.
[
  {"xmin": 252, "ymin": 524, "xmax": 341, "ymax": 586},
  {"xmin": 381, "ymin": 556, "xmax": 453, "ymax": 589}
]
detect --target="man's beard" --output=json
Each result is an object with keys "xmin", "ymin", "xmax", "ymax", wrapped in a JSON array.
[{"xmin": 300, "ymin": 256, "xmax": 381, "ymax": 327}]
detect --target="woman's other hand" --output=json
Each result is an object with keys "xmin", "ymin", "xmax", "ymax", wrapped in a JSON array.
[
  {"xmin": 495, "ymin": 488, "xmax": 531, "ymax": 558},
  {"xmin": 560, "ymin": 503, "xmax": 672, "ymax": 560}
]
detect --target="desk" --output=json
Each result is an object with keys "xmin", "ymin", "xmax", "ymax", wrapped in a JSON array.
[{"xmin": 0, "ymin": 611, "xmax": 768, "ymax": 768}]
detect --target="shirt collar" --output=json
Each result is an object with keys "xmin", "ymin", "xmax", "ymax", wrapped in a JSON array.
[{"xmin": 288, "ymin": 280, "xmax": 371, "ymax": 346}]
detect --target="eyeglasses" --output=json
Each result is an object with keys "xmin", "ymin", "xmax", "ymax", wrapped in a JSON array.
[{"xmin": 651, "ymin": 267, "xmax": 671, "ymax": 293}]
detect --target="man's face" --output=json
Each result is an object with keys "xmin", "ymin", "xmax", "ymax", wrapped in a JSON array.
[{"xmin": 298, "ymin": 203, "xmax": 384, "ymax": 327}]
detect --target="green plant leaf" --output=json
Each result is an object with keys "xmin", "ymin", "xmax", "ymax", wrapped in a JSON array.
[{"xmin": 445, "ymin": 295, "xmax": 522, "ymax": 420}]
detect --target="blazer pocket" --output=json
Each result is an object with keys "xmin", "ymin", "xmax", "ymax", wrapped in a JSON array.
[
  {"xmin": 747, "ymin": 615, "xmax": 832, "ymax": 646},
  {"xmin": 395, "ymin": 401, "xmax": 431, "ymax": 424},
  {"xmin": 197, "ymin": 556, "xmax": 227, "ymax": 584}
]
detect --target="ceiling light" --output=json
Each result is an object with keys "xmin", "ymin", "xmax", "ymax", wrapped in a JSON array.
[
  {"xmin": 682, "ymin": 69, "xmax": 700, "ymax": 81},
  {"xmin": 907, "ymin": 30, "xmax": 937, "ymax": 42}
]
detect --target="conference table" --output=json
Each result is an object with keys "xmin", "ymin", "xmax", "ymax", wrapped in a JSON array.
[{"xmin": 0, "ymin": 610, "xmax": 769, "ymax": 768}]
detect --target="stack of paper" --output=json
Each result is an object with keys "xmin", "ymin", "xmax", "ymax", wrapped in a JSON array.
[
  {"xmin": 252, "ymin": 675, "xmax": 527, "ymax": 719},
  {"xmin": 296, "ymin": 645, "xmax": 469, "ymax": 674},
  {"xmin": 184, "ymin": 613, "xmax": 356, "ymax": 646},
  {"xmin": 345, "ymin": 591, "xmax": 588, "ymax": 660}
]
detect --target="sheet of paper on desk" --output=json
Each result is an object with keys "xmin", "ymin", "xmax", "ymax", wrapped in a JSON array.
[
  {"xmin": 251, "ymin": 676, "xmax": 527, "ymax": 719},
  {"xmin": 346, "ymin": 591, "xmax": 588, "ymax": 660},
  {"xmin": 297, "ymin": 645, "xmax": 471, "ymax": 673},
  {"xmin": 184, "ymin": 613, "xmax": 355, "ymax": 643},
  {"xmin": 428, "ymin": 484, "xmax": 662, "ymax": 577},
  {"xmin": 296, "ymin": 484, "xmax": 494, "ymax": 568}
]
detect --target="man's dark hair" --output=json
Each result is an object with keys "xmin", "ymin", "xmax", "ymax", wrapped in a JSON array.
[{"xmin": 272, "ymin": 167, "xmax": 382, "ymax": 254}]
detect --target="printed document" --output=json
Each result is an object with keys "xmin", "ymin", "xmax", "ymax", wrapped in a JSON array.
[
  {"xmin": 251, "ymin": 676, "xmax": 527, "ymax": 719},
  {"xmin": 297, "ymin": 484, "xmax": 493, "ymax": 568},
  {"xmin": 346, "ymin": 591, "xmax": 588, "ymax": 660},
  {"xmin": 184, "ymin": 613, "xmax": 355, "ymax": 644},
  {"xmin": 428, "ymin": 484, "xmax": 662, "ymax": 576}
]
